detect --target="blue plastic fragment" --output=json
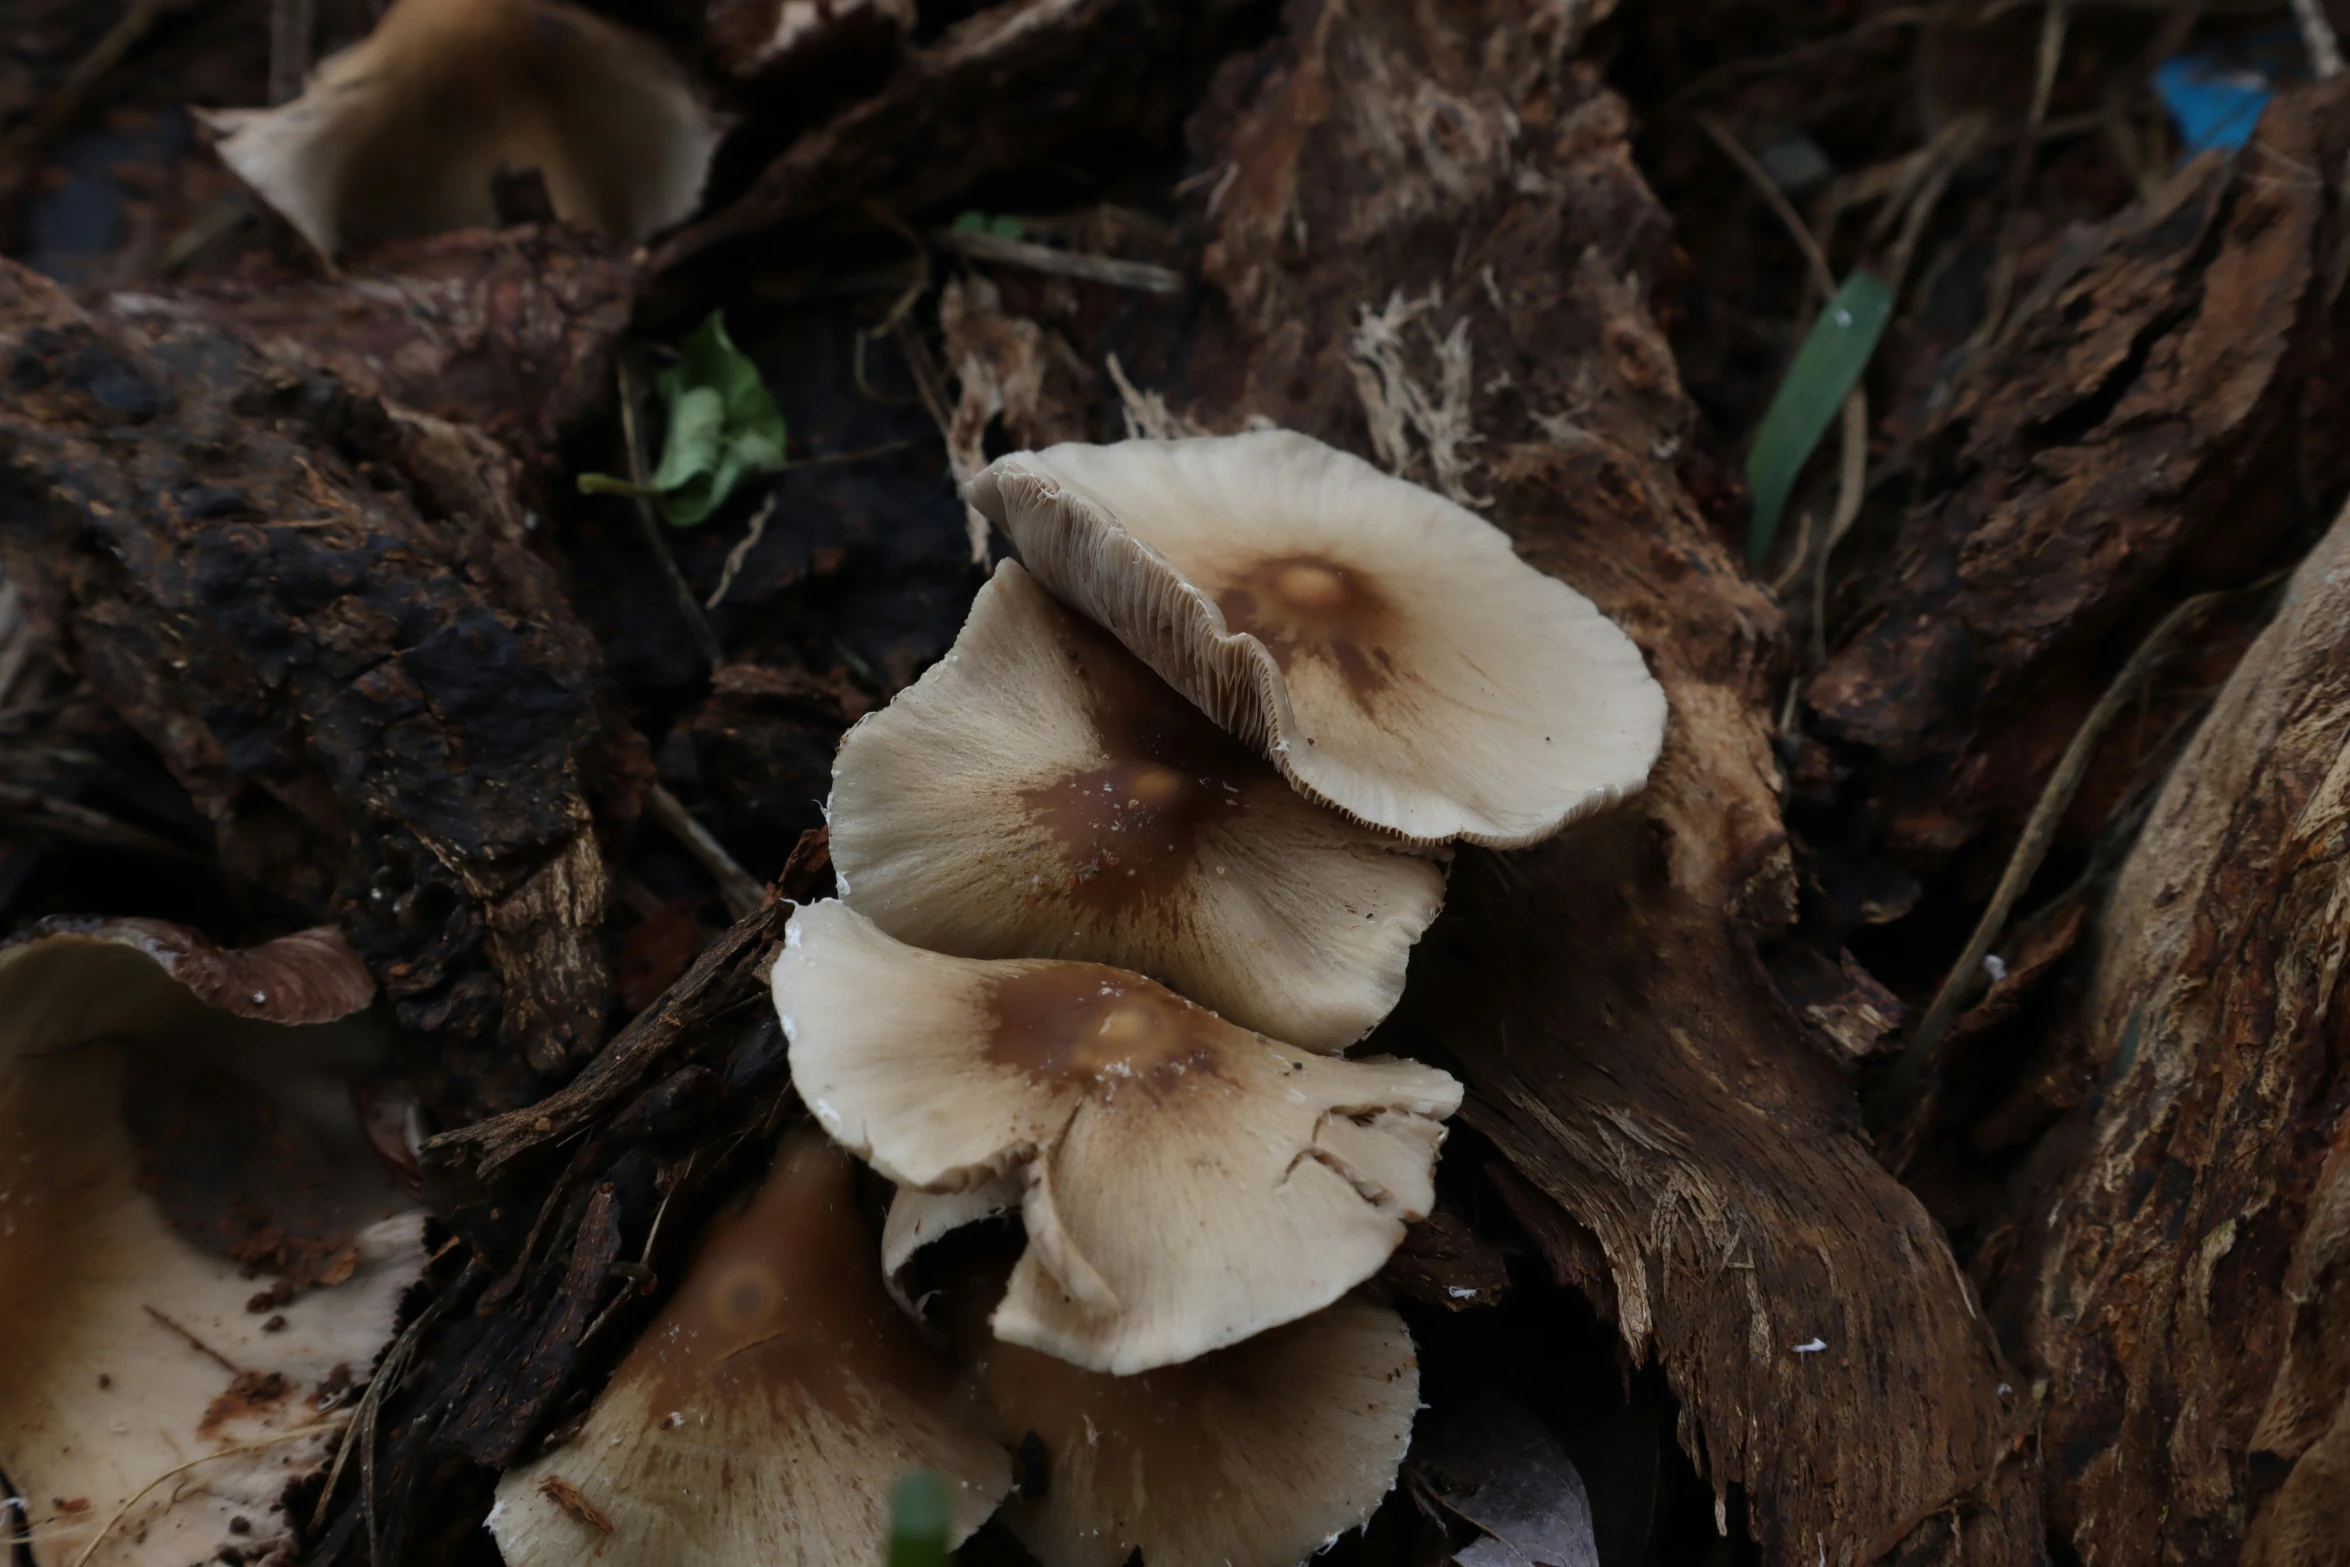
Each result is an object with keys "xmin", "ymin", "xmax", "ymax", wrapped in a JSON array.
[{"xmin": 2155, "ymin": 57, "xmax": 2271, "ymax": 155}]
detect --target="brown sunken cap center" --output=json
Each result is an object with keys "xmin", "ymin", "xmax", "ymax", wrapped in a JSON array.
[
  {"xmin": 1271, "ymin": 561, "xmax": 1349, "ymax": 612},
  {"xmin": 1215, "ymin": 553, "xmax": 1398, "ymax": 703},
  {"xmin": 983, "ymin": 967, "xmax": 1222, "ymax": 1094}
]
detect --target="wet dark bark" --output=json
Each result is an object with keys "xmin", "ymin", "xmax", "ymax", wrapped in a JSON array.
[
  {"xmin": 1806, "ymin": 83, "xmax": 2350, "ymax": 871},
  {"xmin": 1984, "ymin": 502, "xmax": 2350, "ymax": 1567},
  {"xmin": 0, "ymin": 259, "xmax": 640, "ymax": 1120}
]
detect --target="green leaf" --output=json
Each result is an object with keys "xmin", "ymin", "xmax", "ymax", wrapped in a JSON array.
[
  {"xmin": 575, "ymin": 472, "xmax": 657, "ymax": 498},
  {"xmin": 582, "ymin": 311, "xmax": 789, "ymax": 528},
  {"xmin": 1744, "ymin": 270, "xmax": 1893, "ymax": 564},
  {"xmin": 952, "ymin": 210, "xmax": 1026, "ymax": 241},
  {"xmin": 885, "ymin": 1471, "xmax": 953, "ymax": 1567},
  {"xmin": 650, "ymin": 383, "xmax": 726, "ymax": 493}
]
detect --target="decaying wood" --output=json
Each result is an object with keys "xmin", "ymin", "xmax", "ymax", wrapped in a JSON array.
[
  {"xmin": 156, "ymin": 226, "xmax": 640, "ymax": 475},
  {"xmin": 703, "ymin": 0, "xmax": 914, "ymax": 84},
  {"xmin": 426, "ymin": 901, "xmax": 792, "ymax": 1198},
  {"xmin": 1807, "ymin": 80, "xmax": 2350, "ymax": 861},
  {"xmin": 1991, "ymin": 499, "xmax": 2350, "ymax": 1565},
  {"xmin": 0, "ymin": 260, "xmax": 636, "ymax": 1118},
  {"xmin": 1166, "ymin": 0, "xmax": 2038, "ymax": 1560},
  {"xmin": 343, "ymin": 901, "xmax": 796, "ymax": 1553},
  {"xmin": 657, "ymin": 0, "xmax": 1230, "ymax": 267}
]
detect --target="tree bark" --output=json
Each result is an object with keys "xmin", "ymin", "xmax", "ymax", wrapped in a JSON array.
[
  {"xmin": 1997, "ymin": 497, "xmax": 2350, "ymax": 1566},
  {"xmin": 0, "ymin": 259, "xmax": 642, "ymax": 1118},
  {"xmin": 1165, "ymin": 0, "xmax": 2041, "ymax": 1559}
]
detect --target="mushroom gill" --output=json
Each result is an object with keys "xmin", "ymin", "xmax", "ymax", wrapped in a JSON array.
[
  {"xmin": 829, "ymin": 560, "xmax": 1448, "ymax": 1052},
  {"xmin": 774, "ymin": 899, "xmax": 1462, "ymax": 1373},
  {"xmin": 968, "ymin": 430, "xmax": 1669, "ymax": 848}
]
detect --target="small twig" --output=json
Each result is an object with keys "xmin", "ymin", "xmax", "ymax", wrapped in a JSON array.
[
  {"xmin": 0, "ymin": 576, "xmax": 34, "ymax": 711},
  {"xmin": 706, "ymin": 439, "xmax": 929, "ymax": 609},
  {"xmin": 0, "ymin": 0, "xmax": 170, "ymax": 198},
  {"xmin": 67, "ymin": 1422, "xmax": 341, "ymax": 1567},
  {"xmin": 931, "ymin": 228, "xmax": 1186, "ymax": 294},
  {"xmin": 1700, "ymin": 108, "xmax": 1871, "ymax": 668},
  {"xmin": 310, "ymin": 1259, "xmax": 481, "ymax": 1537},
  {"xmin": 2293, "ymin": 0, "xmax": 2347, "ymax": 78},
  {"xmin": 645, "ymin": 784, "xmax": 765, "ymax": 921},
  {"xmin": 615, "ymin": 355, "xmax": 725, "ymax": 671},
  {"xmin": 1879, "ymin": 121, "xmax": 1982, "ymax": 296},
  {"xmin": 268, "ymin": 0, "xmax": 317, "ymax": 104},
  {"xmin": 1698, "ymin": 111, "xmax": 1838, "ymax": 299},
  {"xmin": 1969, "ymin": 0, "xmax": 2072, "ymax": 360},
  {"xmin": 1873, "ymin": 586, "xmax": 2238, "ymax": 1147},
  {"xmin": 1768, "ymin": 507, "xmax": 1818, "ymax": 597},
  {"xmin": 1673, "ymin": 7, "xmax": 1932, "ymax": 101},
  {"xmin": 143, "ymin": 1307, "xmax": 247, "ymax": 1377},
  {"xmin": 706, "ymin": 493, "xmax": 775, "ymax": 611},
  {"xmin": 1810, "ymin": 387, "xmax": 1870, "ymax": 669},
  {"xmin": 889, "ymin": 316, "xmax": 958, "ymax": 450},
  {"xmin": 0, "ymin": 783, "xmax": 207, "ymax": 861}
]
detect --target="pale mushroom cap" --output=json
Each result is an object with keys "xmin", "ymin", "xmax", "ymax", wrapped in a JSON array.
[
  {"xmin": 204, "ymin": 0, "xmax": 723, "ymax": 258},
  {"xmin": 0, "ymin": 926, "xmax": 421, "ymax": 1567},
  {"xmin": 830, "ymin": 560, "xmax": 1448, "ymax": 1052},
  {"xmin": 489, "ymin": 1133, "xmax": 1009, "ymax": 1567},
  {"xmin": 881, "ymin": 1176, "xmax": 1020, "ymax": 1313},
  {"xmin": 0, "ymin": 917, "xmax": 381, "ymax": 1059},
  {"xmin": 969, "ymin": 430, "xmax": 1669, "ymax": 847},
  {"xmin": 979, "ymin": 1296, "xmax": 1420, "ymax": 1567},
  {"xmin": 774, "ymin": 900, "xmax": 1463, "ymax": 1373}
]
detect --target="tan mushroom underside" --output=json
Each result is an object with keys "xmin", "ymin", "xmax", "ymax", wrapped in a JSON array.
[
  {"xmin": 490, "ymin": 1134, "xmax": 1008, "ymax": 1567},
  {"xmin": 0, "ymin": 923, "xmax": 419, "ymax": 1567},
  {"xmin": 204, "ymin": 0, "xmax": 722, "ymax": 258},
  {"xmin": 775, "ymin": 900, "xmax": 1462, "ymax": 1372},
  {"xmin": 831, "ymin": 561, "xmax": 1447, "ymax": 1052},
  {"xmin": 969, "ymin": 430, "xmax": 1669, "ymax": 847},
  {"xmin": 981, "ymin": 1296, "xmax": 1421, "ymax": 1567}
]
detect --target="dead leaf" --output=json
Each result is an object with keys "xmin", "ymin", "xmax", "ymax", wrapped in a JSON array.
[{"xmin": 1414, "ymin": 1389, "xmax": 1599, "ymax": 1567}]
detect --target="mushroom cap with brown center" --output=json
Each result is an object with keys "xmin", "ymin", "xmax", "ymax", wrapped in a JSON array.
[
  {"xmin": 0, "ymin": 921, "xmax": 422, "ymax": 1567},
  {"xmin": 967, "ymin": 430, "xmax": 1668, "ymax": 848},
  {"xmin": 488, "ymin": 1132, "xmax": 1010, "ymax": 1566},
  {"xmin": 774, "ymin": 899, "xmax": 1462, "ymax": 1373},
  {"xmin": 829, "ymin": 561, "xmax": 1447, "ymax": 1052},
  {"xmin": 975, "ymin": 1290, "xmax": 1420, "ymax": 1567},
  {"xmin": 203, "ymin": 0, "xmax": 723, "ymax": 258}
]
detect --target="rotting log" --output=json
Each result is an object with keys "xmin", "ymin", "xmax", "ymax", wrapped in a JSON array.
[
  {"xmin": 657, "ymin": 0, "xmax": 1241, "ymax": 268},
  {"xmin": 166, "ymin": 226, "xmax": 641, "ymax": 476},
  {"xmin": 0, "ymin": 260, "xmax": 642, "ymax": 1119},
  {"xmin": 1164, "ymin": 0, "xmax": 2040, "ymax": 1560},
  {"xmin": 1986, "ymin": 499, "xmax": 2350, "ymax": 1566},
  {"xmin": 1806, "ymin": 80, "xmax": 2350, "ymax": 868}
]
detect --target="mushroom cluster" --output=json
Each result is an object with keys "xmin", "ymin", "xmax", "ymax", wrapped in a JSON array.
[{"xmin": 490, "ymin": 429, "xmax": 1665, "ymax": 1567}]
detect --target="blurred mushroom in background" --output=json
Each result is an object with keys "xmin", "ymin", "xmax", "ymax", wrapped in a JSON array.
[
  {"xmin": 202, "ymin": 0, "xmax": 725, "ymax": 260},
  {"xmin": 0, "ymin": 918, "xmax": 424, "ymax": 1567},
  {"xmin": 487, "ymin": 1131, "xmax": 1009, "ymax": 1566},
  {"xmin": 973, "ymin": 1289, "xmax": 1421, "ymax": 1567}
]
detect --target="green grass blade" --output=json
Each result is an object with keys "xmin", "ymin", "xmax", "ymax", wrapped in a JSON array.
[
  {"xmin": 886, "ymin": 1470, "xmax": 953, "ymax": 1567},
  {"xmin": 1744, "ymin": 270, "xmax": 1893, "ymax": 565}
]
